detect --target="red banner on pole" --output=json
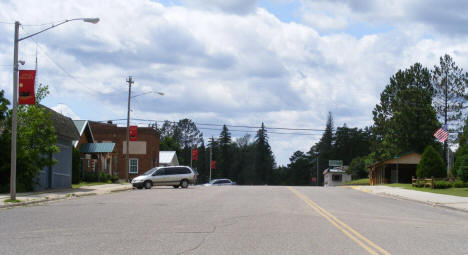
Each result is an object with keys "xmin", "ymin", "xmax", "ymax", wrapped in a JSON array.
[
  {"xmin": 18, "ymin": 70, "xmax": 36, "ymax": 105},
  {"xmin": 211, "ymin": 160, "xmax": 216, "ymax": 169},
  {"xmin": 192, "ymin": 149, "xmax": 198, "ymax": 161},
  {"xmin": 129, "ymin": 126, "xmax": 138, "ymax": 141}
]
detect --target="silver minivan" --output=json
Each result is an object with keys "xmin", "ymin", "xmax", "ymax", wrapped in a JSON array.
[{"xmin": 131, "ymin": 166, "xmax": 197, "ymax": 189}]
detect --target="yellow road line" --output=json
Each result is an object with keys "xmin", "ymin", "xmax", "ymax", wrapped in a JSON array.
[{"xmin": 288, "ymin": 187, "xmax": 391, "ymax": 255}]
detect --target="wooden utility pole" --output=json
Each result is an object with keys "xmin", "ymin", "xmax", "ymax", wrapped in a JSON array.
[{"xmin": 126, "ymin": 76, "xmax": 133, "ymax": 181}]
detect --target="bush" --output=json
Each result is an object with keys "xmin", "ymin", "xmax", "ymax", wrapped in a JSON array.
[
  {"xmin": 110, "ymin": 174, "xmax": 119, "ymax": 183},
  {"xmin": 417, "ymin": 145, "xmax": 446, "ymax": 178},
  {"xmin": 453, "ymin": 180, "xmax": 468, "ymax": 188},
  {"xmin": 456, "ymin": 154, "xmax": 468, "ymax": 182},
  {"xmin": 433, "ymin": 180, "xmax": 452, "ymax": 189}
]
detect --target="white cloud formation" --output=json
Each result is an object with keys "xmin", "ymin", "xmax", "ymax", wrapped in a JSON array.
[
  {"xmin": 0, "ymin": 0, "xmax": 467, "ymax": 165},
  {"xmin": 51, "ymin": 104, "xmax": 80, "ymax": 120}
]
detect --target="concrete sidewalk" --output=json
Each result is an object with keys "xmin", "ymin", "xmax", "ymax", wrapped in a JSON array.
[
  {"xmin": 0, "ymin": 183, "xmax": 132, "ymax": 209},
  {"xmin": 349, "ymin": 185, "xmax": 468, "ymax": 212}
]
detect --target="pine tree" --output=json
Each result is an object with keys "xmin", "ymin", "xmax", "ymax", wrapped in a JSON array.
[
  {"xmin": 317, "ymin": 112, "xmax": 334, "ymax": 185},
  {"xmin": 416, "ymin": 145, "xmax": 446, "ymax": 178},
  {"xmin": 255, "ymin": 123, "xmax": 275, "ymax": 184},
  {"xmin": 218, "ymin": 125, "xmax": 232, "ymax": 179},
  {"xmin": 432, "ymin": 54, "xmax": 467, "ymax": 160},
  {"xmin": 373, "ymin": 63, "xmax": 439, "ymax": 160}
]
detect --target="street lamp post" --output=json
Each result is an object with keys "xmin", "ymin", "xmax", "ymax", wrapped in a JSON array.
[
  {"xmin": 125, "ymin": 86, "xmax": 164, "ymax": 181},
  {"xmin": 10, "ymin": 18, "xmax": 99, "ymax": 200}
]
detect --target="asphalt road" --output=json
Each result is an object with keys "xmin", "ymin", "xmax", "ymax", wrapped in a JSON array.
[{"xmin": 1, "ymin": 186, "xmax": 467, "ymax": 255}]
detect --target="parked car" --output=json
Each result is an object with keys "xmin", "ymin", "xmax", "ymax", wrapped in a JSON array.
[
  {"xmin": 131, "ymin": 166, "xmax": 197, "ymax": 189},
  {"xmin": 203, "ymin": 179, "xmax": 237, "ymax": 186}
]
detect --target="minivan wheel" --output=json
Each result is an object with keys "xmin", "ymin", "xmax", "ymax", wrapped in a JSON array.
[
  {"xmin": 144, "ymin": 181, "xmax": 152, "ymax": 189},
  {"xmin": 180, "ymin": 180, "xmax": 189, "ymax": 189},
  {"xmin": 173, "ymin": 185, "xmax": 179, "ymax": 188}
]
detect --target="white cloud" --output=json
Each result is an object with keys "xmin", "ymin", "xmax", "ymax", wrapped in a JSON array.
[
  {"xmin": 0, "ymin": 0, "xmax": 467, "ymax": 165},
  {"xmin": 51, "ymin": 104, "xmax": 80, "ymax": 120}
]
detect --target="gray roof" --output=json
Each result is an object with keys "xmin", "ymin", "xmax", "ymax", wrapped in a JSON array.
[
  {"xmin": 80, "ymin": 143, "xmax": 115, "ymax": 153},
  {"xmin": 73, "ymin": 120, "xmax": 87, "ymax": 135},
  {"xmin": 42, "ymin": 105, "xmax": 80, "ymax": 141},
  {"xmin": 72, "ymin": 120, "xmax": 94, "ymax": 147}
]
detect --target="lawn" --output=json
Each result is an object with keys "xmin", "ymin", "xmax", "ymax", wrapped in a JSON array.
[
  {"xmin": 342, "ymin": 178, "xmax": 370, "ymax": 185},
  {"xmin": 384, "ymin": 183, "xmax": 468, "ymax": 197}
]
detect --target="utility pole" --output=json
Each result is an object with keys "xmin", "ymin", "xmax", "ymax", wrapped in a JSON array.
[
  {"xmin": 126, "ymin": 76, "xmax": 133, "ymax": 182},
  {"xmin": 209, "ymin": 146, "xmax": 212, "ymax": 182},
  {"xmin": 10, "ymin": 21, "xmax": 19, "ymax": 200},
  {"xmin": 316, "ymin": 154, "xmax": 319, "ymax": 186}
]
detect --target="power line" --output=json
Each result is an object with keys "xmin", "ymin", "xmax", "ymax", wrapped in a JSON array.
[{"xmin": 98, "ymin": 118, "xmax": 326, "ymax": 132}]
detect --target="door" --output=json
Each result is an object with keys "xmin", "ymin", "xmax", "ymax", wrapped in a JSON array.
[{"xmin": 151, "ymin": 168, "xmax": 169, "ymax": 185}]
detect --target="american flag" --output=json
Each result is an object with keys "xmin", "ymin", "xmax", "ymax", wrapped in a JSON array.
[{"xmin": 434, "ymin": 126, "xmax": 449, "ymax": 143}]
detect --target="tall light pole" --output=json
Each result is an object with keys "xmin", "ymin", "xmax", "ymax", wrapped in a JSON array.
[
  {"xmin": 10, "ymin": 18, "xmax": 99, "ymax": 200},
  {"xmin": 125, "ymin": 83, "xmax": 164, "ymax": 181}
]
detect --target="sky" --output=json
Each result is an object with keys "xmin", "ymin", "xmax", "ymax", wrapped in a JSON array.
[{"xmin": 1, "ymin": 0, "xmax": 467, "ymax": 166}]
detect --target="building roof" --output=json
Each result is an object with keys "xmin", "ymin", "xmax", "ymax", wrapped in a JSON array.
[
  {"xmin": 160, "ymin": 151, "xmax": 177, "ymax": 164},
  {"xmin": 370, "ymin": 152, "xmax": 422, "ymax": 168},
  {"xmin": 323, "ymin": 168, "xmax": 347, "ymax": 175},
  {"xmin": 72, "ymin": 120, "xmax": 94, "ymax": 147},
  {"xmin": 80, "ymin": 143, "xmax": 116, "ymax": 153},
  {"xmin": 41, "ymin": 105, "xmax": 79, "ymax": 141}
]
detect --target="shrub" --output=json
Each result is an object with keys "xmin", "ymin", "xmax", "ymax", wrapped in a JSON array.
[
  {"xmin": 451, "ymin": 145, "xmax": 468, "ymax": 177},
  {"xmin": 416, "ymin": 145, "xmax": 446, "ymax": 178},
  {"xmin": 110, "ymin": 174, "xmax": 119, "ymax": 183},
  {"xmin": 456, "ymin": 154, "xmax": 468, "ymax": 182},
  {"xmin": 453, "ymin": 180, "xmax": 468, "ymax": 188},
  {"xmin": 433, "ymin": 180, "xmax": 452, "ymax": 189}
]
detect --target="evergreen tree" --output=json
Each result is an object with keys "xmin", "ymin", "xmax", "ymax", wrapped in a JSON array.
[
  {"xmin": 457, "ymin": 154, "xmax": 468, "ymax": 182},
  {"xmin": 287, "ymin": 151, "xmax": 311, "ymax": 185},
  {"xmin": 317, "ymin": 112, "xmax": 334, "ymax": 185},
  {"xmin": 218, "ymin": 125, "xmax": 232, "ymax": 179},
  {"xmin": 255, "ymin": 123, "xmax": 275, "ymax": 184},
  {"xmin": 372, "ymin": 63, "xmax": 439, "ymax": 160},
  {"xmin": 416, "ymin": 145, "xmax": 446, "ymax": 178},
  {"xmin": 432, "ymin": 54, "xmax": 467, "ymax": 145}
]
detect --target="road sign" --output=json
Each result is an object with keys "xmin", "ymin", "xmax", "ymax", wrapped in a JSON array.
[{"xmin": 329, "ymin": 160, "xmax": 343, "ymax": 167}]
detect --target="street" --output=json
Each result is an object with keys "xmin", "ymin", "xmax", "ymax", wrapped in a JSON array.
[{"xmin": 1, "ymin": 186, "xmax": 467, "ymax": 255}]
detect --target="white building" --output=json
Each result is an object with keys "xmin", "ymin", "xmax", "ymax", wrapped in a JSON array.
[
  {"xmin": 323, "ymin": 167, "xmax": 351, "ymax": 187},
  {"xmin": 159, "ymin": 151, "xmax": 179, "ymax": 166}
]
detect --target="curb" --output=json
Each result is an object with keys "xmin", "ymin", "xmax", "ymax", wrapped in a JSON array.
[
  {"xmin": 0, "ymin": 186, "xmax": 132, "ymax": 209},
  {"xmin": 347, "ymin": 186, "xmax": 468, "ymax": 213}
]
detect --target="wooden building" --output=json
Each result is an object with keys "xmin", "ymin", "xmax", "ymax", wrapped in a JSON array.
[{"xmin": 369, "ymin": 152, "xmax": 421, "ymax": 185}]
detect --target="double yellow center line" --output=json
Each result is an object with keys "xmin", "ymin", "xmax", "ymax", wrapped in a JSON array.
[{"xmin": 288, "ymin": 187, "xmax": 391, "ymax": 255}]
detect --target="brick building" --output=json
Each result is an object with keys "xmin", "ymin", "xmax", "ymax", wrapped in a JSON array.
[{"xmin": 89, "ymin": 121, "xmax": 160, "ymax": 180}]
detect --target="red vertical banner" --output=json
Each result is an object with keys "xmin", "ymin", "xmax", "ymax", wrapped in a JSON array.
[
  {"xmin": 211, "ymin": 160, "xmax": 216, "ymax": 169},
  {"xmin": 18, "ymin": 70, "xmax": 36, "ymax": 105},
  {"xmin": 192, "ymin": 149, "xmax": 198, "ymax": 161},
  {"xmin": 129, "ymin": 125, "xmax": 138, "ymax": 141}
]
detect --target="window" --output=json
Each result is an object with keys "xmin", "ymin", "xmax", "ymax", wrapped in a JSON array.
[
  {"xmin": 129, "ymin": 159, "xmax": 138, "ymax": 174},
  {"xmin": 332, "ymin": 174, "xmax": 342, "ymax": 182}
]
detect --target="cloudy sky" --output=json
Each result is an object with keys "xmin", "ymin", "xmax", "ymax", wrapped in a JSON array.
[{"xmin": 1, "ymin": 0, "xmax": 467, "ymax": 165}]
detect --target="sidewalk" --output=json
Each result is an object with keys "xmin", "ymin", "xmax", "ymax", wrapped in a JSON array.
[
  {"xmin": 0, "ymin": 183, "xmax": 132, "ymax": 209},
  {"xmin": 349, "ymin": 185, "xmax": 468, "ymax": 212}
]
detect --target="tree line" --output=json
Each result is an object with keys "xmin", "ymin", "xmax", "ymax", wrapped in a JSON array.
[{"xmin": 157, "ymin": 54, "xmax": 467, "ymax": 185}]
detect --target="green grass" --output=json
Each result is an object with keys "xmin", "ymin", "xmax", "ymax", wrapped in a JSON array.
[
  {"xmin": 342, "ymin": 178, "xmax": 370, "ymax": 186},
  {"xmin": 4, "ymin": 199, "xmax": 21, "ymax": 203},
  {"xmin": 383, "ymin": 183, "xmax": 468, "ymax": 197},
  {"xmin": 72, "ymin": 181, "xmax": 111, "ymax": 189}
]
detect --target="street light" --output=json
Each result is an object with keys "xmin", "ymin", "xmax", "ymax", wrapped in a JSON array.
[
  {"xmin": 125, "ymin": 82, "xmax": 164, "ymax": 181},
  {"xmin": 10, "ymin": 18, "xmax": 99, "ymax": 200}
]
